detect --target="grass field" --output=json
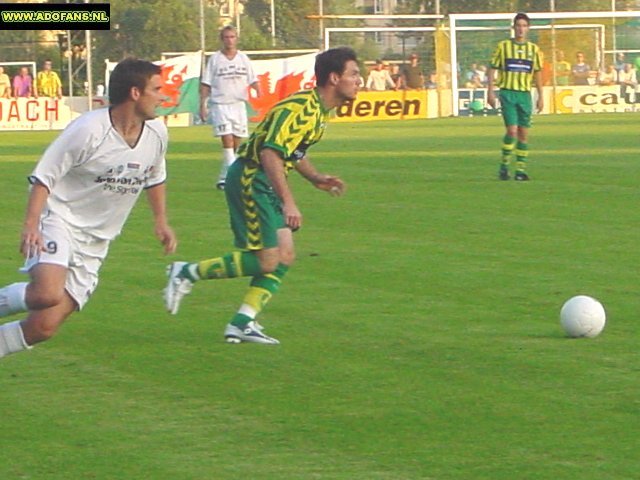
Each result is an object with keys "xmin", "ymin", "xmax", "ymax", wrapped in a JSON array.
[{"xmin": 0, "ymin": 113, "xmax": 638, "ymax": 480}]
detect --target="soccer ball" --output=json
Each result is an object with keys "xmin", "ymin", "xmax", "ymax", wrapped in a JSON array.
[{"xmin": 560, "ymin": 295, "xmax": 606, "ymax": 338}]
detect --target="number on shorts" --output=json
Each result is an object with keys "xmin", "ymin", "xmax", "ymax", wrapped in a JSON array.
[{"xmin": 46, "ymin": 241, "xmax": 58, "ymax": 254}]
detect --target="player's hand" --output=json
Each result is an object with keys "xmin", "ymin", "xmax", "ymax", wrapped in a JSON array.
[
  {"xmin": 20, "ymin": 225, "xmax": 45, "ymax": 259},
  {"xmin": 199, "ymin": 105, "xmax": 208, "ymax": 123},
  {"xmin": 155, "ymin": 224, "xmax": 177, "ymax": 255},
  {"xmin": 283, "ymin": 201, "xmax": 302, "ymax": 231},
  {"xmin": 313, "ymin": 175, "xmax": 346, "ymax": 197},
  {"xmin": 536, "ymin": 97, "xmax": 544, "ymax": 113}
]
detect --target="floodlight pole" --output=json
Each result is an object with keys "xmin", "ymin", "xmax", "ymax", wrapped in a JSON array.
[
  {"xmin": 86, "ymin": 28, "xmax": 93, "ymax": 110},
  {"xmin": 318, "ymin": 0, "xmax": 324, "ymax": 50},
  {"xmin": 270, "ymin": 0, "xmax": 276, "ymax": 46},
  {"xmin": 199, "ymin": 0, "xmax": 206, "ymax": 73},
  {"xmin": 66, "ymin": 29, "xmax": 73, "ymax": 97}
]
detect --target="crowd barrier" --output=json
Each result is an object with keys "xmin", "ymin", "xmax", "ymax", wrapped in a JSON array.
[{"xmin": 1, "ymin": 85, "xmax": 637, "ymax": 131}]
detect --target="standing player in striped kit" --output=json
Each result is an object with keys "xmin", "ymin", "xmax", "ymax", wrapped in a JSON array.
[
  {"xmin": 165, "ymin": 48, "xmax": 361, "ymax": 344},
  {"xmin": 200, "ymin": 25, "xmax": 261, "ymax": 190},
  {"xmin": 487, "ymin": 13, "xmax": 543, "ymax": 181}
]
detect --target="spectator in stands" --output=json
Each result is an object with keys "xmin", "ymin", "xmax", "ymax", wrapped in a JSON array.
[
  {"xmin": 365, "ymin": 59, "xmax": 396, "ymax": 91},
  {"xmin": 554, "ymin": 50, "xmax": 572, "ymax": 86},
  {"xmin": 426, "ymin": 71, "xmax": 438, "ymax": 89},
  {"xmin": 571, "ymin": 52, "xmax": 591, "ymax": 85},
  {"xmin": 0, "ymin": 66, "xmax": 10, "ymax": 99},
  {"xmin": 475, "ymin": 64, "xmax": 488, "ymax": 86},
  {"xmin": 614, "ymin": 52, "xmax": 626, "ymax": 75},
  {"xmin": 390, "ymin": 64, "xmax": 404, "ymax": 89},
  {"xmin": 464, "ymin": 63, "xmax": 478, "ymax": 84},
  {"xmin": 36, "ymin": 59, "xmax": 62, "ymax": 99},
  {"xmin": 402, "ymin": 53, "xmax": 424, "ymax": 90},
  {"xmin": 464, "ymin": 72, "xmax": 484, "ymax": 89},
  {"xmin": 598, "ymin": 64, "xmax": 617, "ymax": 86},
  {"xmin": 618, "ymin": 62, "xmax": 637, "ymax": 102},
  {"xmin": 13, "ymin": 66, "xmax": 34, "ymax": 98}
]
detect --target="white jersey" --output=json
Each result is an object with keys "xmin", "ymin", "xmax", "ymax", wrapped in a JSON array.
[
  {"xmin": 29, "ymin": 108, "xmax": 168, "ymax": 240},
  {"xmin": 202, "ymin": 51, "xmax": 257, "ymax": 104}
]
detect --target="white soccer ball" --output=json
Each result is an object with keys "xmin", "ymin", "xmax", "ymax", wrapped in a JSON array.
[{"xmin": 560, "ymin": 295, "xmax": 606, "ymax": 338}]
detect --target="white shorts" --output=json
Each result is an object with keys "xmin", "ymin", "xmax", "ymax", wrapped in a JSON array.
[
  {"xmin": 21, "ymin": 212, "xmax": 110, "ymax": 310},
  {"xmin": 210, "ymin": 102, "xmax": 249, "ymax": 138}
]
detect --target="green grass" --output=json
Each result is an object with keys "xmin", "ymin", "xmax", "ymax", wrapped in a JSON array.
[{"xmin": 0, "ymin": 113, "xmax": 639, "ymax": 479}]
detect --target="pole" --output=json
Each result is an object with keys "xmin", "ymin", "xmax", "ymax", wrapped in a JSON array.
[
  {"xmin": 199, "ymin": 0, "xmax": 206, "ymax": 73},
  {"xmin": 550, "ymin": 0, "xmax": 556, "ymax": 114},
  {"xmin": 611, "ymin": 0, "xmax": 617, "ymax": 54},
  {"xmin": 86, "ymin": 29, "xmax": 93, "ymax": 110},
  {"xmin": 270, "ymin": 0, "xmax": 276, "ymax": 47},
  {"xmin": 67, "ymin": 29, "xmax": 73, "ymax": 97},
  {"xmin": 318, "ymin": 0, "xmax": 324, "ymax": 50}
]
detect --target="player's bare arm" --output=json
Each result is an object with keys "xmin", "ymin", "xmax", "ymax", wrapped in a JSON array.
[
  {"xmin": 295, "ymin": 157, "xmax": 346, "ymax": 196},
  {"xmin": 260, "ymin": 148, "xmax": 302, "ymax": 231},
  {"xmin": 487, "ymin": 67, "xmax": 497, "ymax": 108},
  {"xmin": 535, "ymin": 70, "xmax": 544, "ymax": 112},
  {"xmin": 199, "ymin": 83, "xmax": 211, "ymax": 122},
  {"xmin": 21, "ymin": 181, "xmax": 49, "ymax": 257},
  {"xmin": 146, "ymin": 183, "xmax": 177, "ymax": 254},
  {"xmin": 250, "ymin": 81, "xmax": 261, "ymax": 98}
]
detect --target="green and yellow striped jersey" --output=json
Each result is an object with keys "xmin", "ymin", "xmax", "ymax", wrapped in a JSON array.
[
  {"xmin": 236, "ymin": 88, "xmax": 330, "ymax": 175},
  {"xmin": 490, "ymin": 39, "xmax": 542, "ymax": 92}
]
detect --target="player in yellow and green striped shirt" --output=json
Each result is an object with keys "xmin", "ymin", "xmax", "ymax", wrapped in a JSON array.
[
  {"xmin": 164, "ymin": 47, "xmax": 362, "ymax": 344},
  {"xmin": 487, "ymin": 13, "xmax": 543, "ymax": 181}
]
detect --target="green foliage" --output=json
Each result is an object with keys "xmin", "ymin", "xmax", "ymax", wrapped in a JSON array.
[
  {"xmin": 92, "ymin": 0, "xmax": 218, "ymax": 63},
  {"xmin": 1, "ymin": 113, "xmax": 639, "ymax": 479}
]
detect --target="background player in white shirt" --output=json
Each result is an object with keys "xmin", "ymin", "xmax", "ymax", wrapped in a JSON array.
[
  {"xmin": 200, "ymin": 25, "xmax": 261, "ymax": 189},
  {"xmin": 0, "ymin": 58, "xmax": 178, "ymax": 359}
]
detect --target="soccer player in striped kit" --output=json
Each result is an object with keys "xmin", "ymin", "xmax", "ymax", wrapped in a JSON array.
[
  {"xmin": 165, "ymin": 48, "xmax": 361, "ymax": 344},
  {"xmin": 487, "ymin": 13, "xmax": 544, "ymax": 181}
]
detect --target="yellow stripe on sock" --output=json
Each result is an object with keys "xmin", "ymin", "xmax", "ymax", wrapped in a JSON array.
[
  {"xmin": 243, "ymin": 286, "xmax": 272, "ymax": 313},
  {"xmin": 232, "ymin": 251, "xmax": 243, "ymax": 277}
]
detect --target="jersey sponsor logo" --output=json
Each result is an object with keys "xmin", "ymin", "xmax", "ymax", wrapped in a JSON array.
[
  {"xmin": 215, "ymin": 65, "xmax": 249, "ymax": 79},
  {"xmin": 505, "ymin": 58, "xmax": 533, "ymax": 74},
  {"xmin": 94, "ymin": 165, "xmax": 150, "ymax": 195}
]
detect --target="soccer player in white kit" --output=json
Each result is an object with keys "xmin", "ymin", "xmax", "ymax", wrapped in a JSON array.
[
  {"xmin": 200, "ymin": 25, "xmax": 261, "ymax": 189},
  {"xmin": 0, "ymin": 58, "xmax": 178, "ymax": 359}
]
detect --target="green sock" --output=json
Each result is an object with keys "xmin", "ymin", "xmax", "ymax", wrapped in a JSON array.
[
  {"xmin": 501, "ymin": 135, "xmax": 517, "ymax": 165},
  {"xmin": 230, "ymin": 264, "xmax": 289, "ymax": 328},
  {"xmin": 515, "ymin": 141, "xmax": 528, "ymax": 172},
  {"xmin": 181, "ymin": 251, "xmax": 262, "ymax": 282}
]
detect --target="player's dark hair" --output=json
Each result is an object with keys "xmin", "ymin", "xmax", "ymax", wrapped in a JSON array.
[
  {"xmin": 315, "ymin": 47, "xmax": 358, "ymax": 87},
  {"xmin": 513, "ymin": 12, "xmax": 530, "ymax": 25},
  {"xmin": 108, "ymin": 58, "xmax": 161, "ymax": 106}
]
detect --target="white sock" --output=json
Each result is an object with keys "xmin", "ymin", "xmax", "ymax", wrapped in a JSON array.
[
  {"xmin": 218, "ymin": 148, "xmax": 236, "ymax": 182},
  {"xmin": 0, "ymin": 282, "xmax": 28, "ymax": 318},
  {"xmin": 238, "ymin": 304, "xmax": 257, "ymax": 319},
  {"xmin": 0, "ymin": 320, "xmax": 31, "ymax": 358}
]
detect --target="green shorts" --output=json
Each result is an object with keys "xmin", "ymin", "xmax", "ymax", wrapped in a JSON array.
[
  {"xmin": 225, "ymin": 159, "xmax": 285, "ymax": 250},
  {"xmin": 499, "ymin": 89, "xmax": 533, "ymax": 128}
]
